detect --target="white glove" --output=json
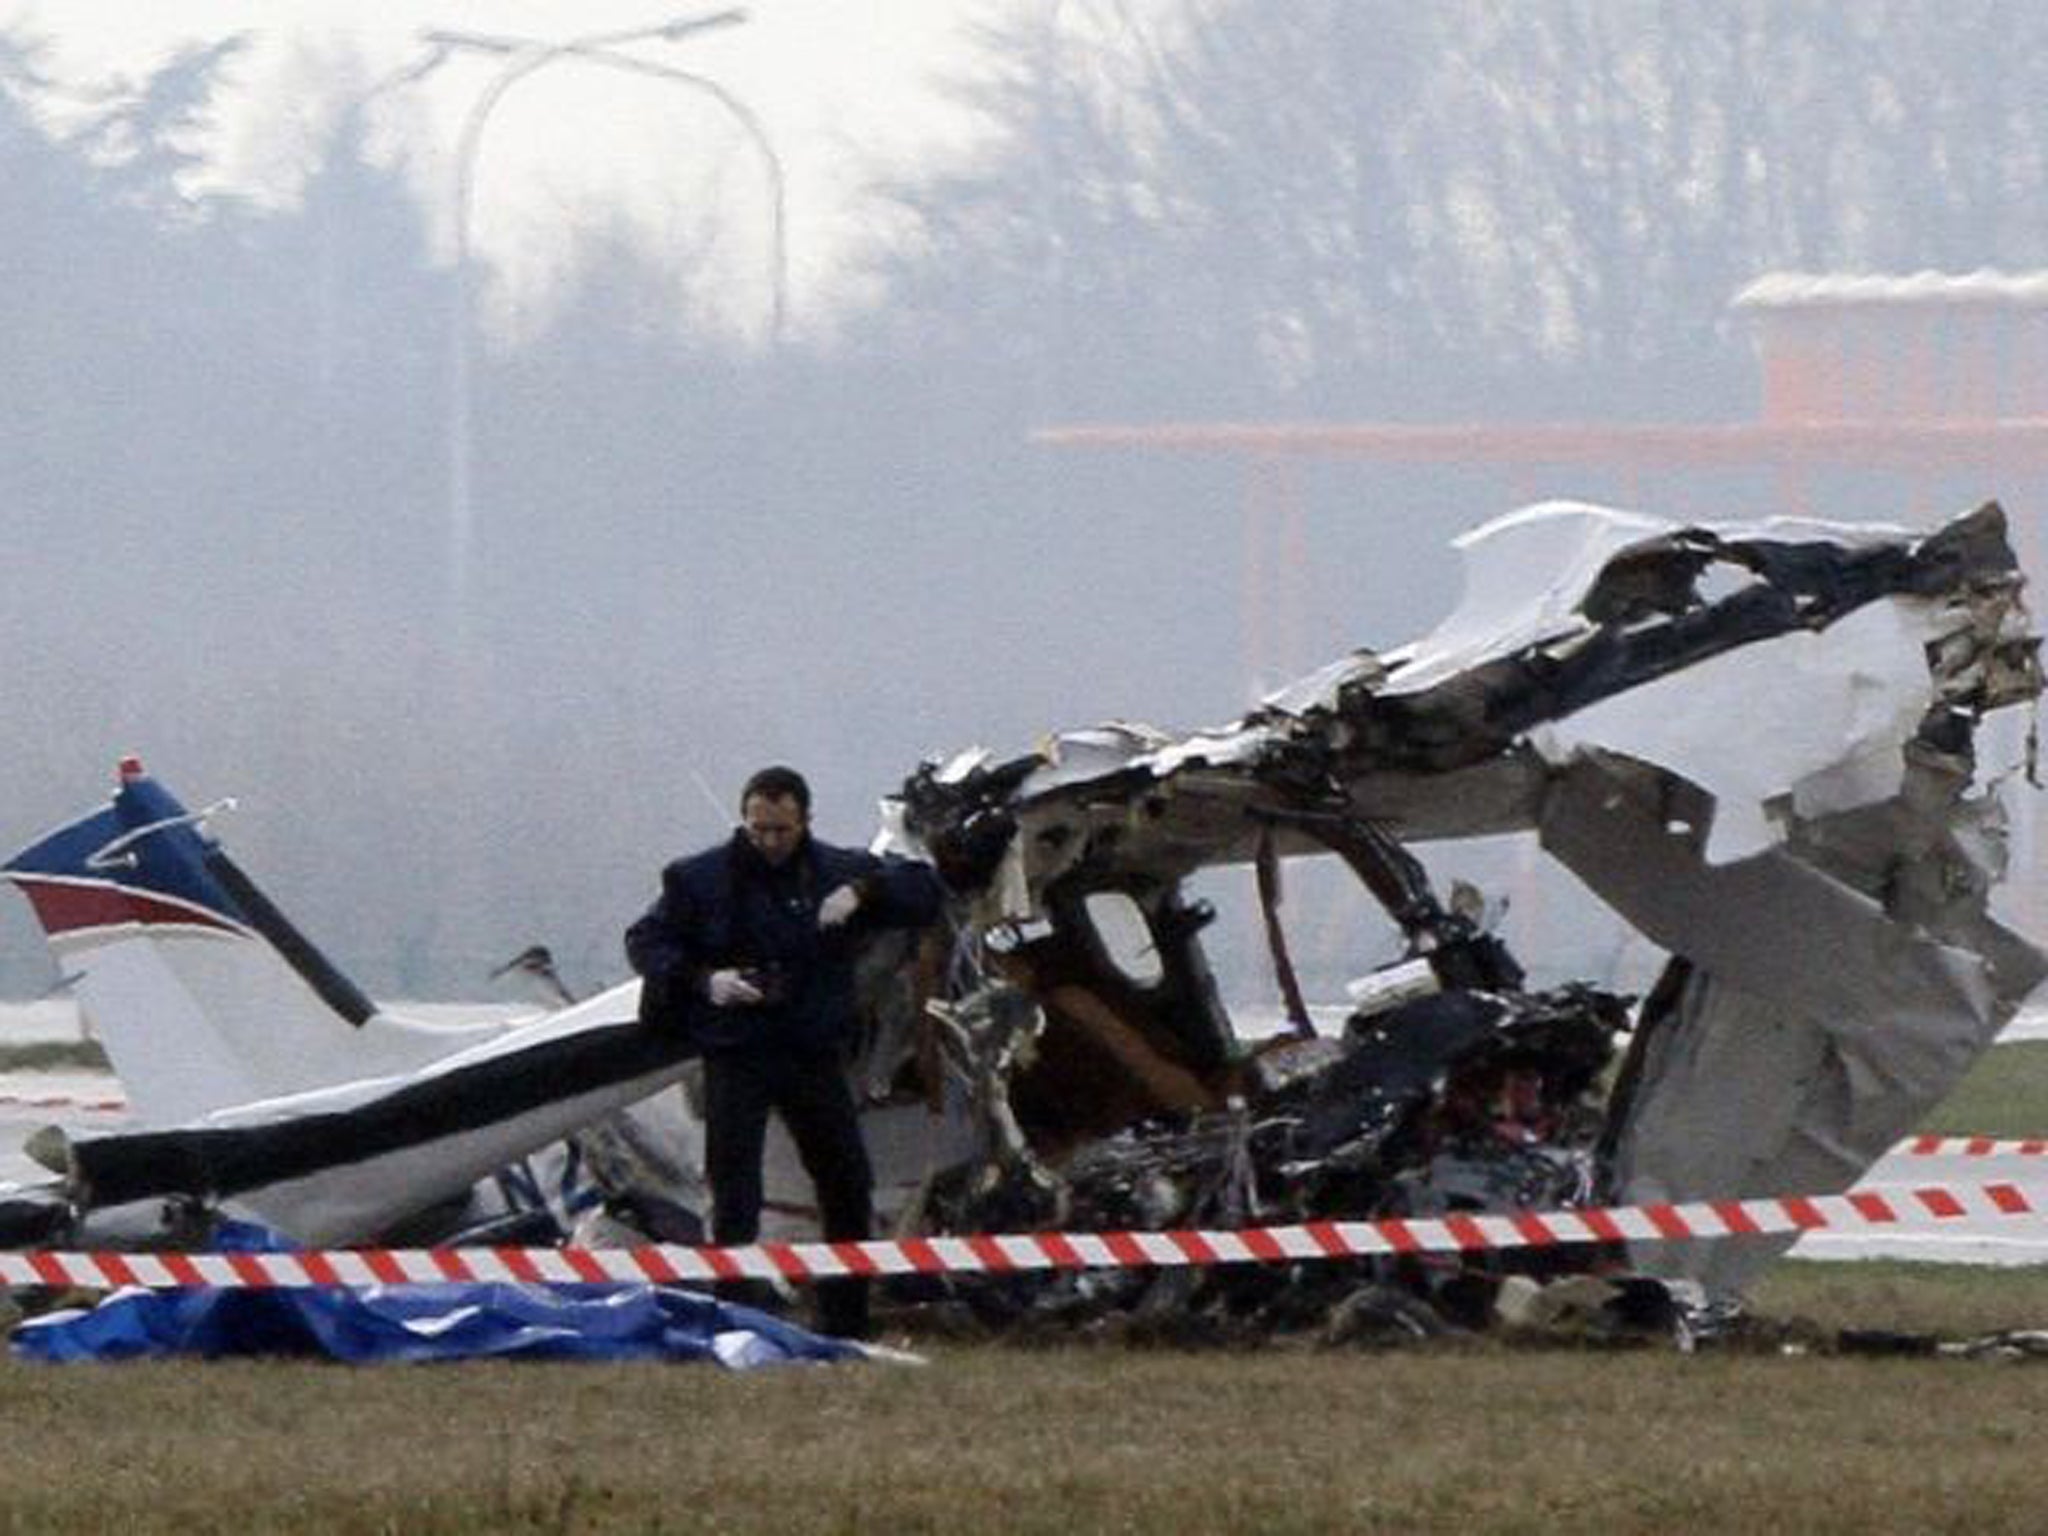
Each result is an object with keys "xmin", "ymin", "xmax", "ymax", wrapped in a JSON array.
[
  {"xmin": 706, "ymin": 968, "xmax": 765, "ymax": 1007},
  {"xmin": 817, "ymin": 883, "xmax": 863, "ymax": 929}
]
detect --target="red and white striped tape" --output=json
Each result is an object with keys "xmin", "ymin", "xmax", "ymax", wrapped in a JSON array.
[
  {"xmin": 0, "ymin": 1180, "xmax": 2037, "ymax": 1291},
  {"xmin": 1895, "ymin": 1135, "xmax": 2048, "ymax": 1158},
  {"xmin": 0, "ymin": 1094, "xmax": 128, "ymax": 1116}
]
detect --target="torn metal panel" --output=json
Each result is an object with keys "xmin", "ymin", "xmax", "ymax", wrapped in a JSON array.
[
  {"xmin": 1545, "ymin": 742, "xmax": 2046, "ymax": 1295},
  {"xmin": 1536, "ymin": 597, "xmax": 1952, "ymax": 859},
  {"xmin": 1540, "ymin": 751, "xmax": 2010, "ymax": 1043}
]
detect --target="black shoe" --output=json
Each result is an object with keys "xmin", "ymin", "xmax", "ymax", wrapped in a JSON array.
[{"xmin": 816, "ymin": 1277, "xmax": 872, "ymax": 1339}]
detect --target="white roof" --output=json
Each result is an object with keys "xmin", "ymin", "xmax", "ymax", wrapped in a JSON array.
[{"xmin": 1734, "ymin": 269, "xmax": 2048, "ymax": 310}]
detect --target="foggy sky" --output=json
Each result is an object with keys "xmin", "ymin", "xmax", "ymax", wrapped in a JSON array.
[{"xmin": 5, "ymin": 1, "xmax": 2045, "ymax": 1001}]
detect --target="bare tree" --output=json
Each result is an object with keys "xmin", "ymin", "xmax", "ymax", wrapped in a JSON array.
[{"xmin": 865, "ymin": 1, "xmax": 2048, "ymax": 415}]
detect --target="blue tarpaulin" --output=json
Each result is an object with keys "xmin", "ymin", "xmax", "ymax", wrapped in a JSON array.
[{"xmin": 11, "ymin": 1226, "xmax": 866, "ymax": 1368}]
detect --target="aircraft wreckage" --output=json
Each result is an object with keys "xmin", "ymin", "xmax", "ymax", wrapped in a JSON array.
[{"xmin": 2, "ymin": 498, "xmax": 2041, "ymax": 1343}]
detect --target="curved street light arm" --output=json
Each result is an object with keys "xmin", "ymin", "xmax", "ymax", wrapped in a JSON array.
[
  {"xmin": 543, "ymin": 45, "xmax": 788, "ymax": 345},
  {"xmin": 437, "ymin": 9, "xmax": 761, "ymax": 632},
  {"xmin": 445, "ymin": 28, "xmax": 781, "ymax": 343}
]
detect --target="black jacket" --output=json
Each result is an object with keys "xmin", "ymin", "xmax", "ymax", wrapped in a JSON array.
[{"xmin": 625, "ymin": 831, "xmax": 943, "ymax": 1056}]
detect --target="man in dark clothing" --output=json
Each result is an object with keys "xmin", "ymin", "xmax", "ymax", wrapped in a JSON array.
[{"xmin": 624, "ymin": 765, "xmax": 943, "ymax": 1339}]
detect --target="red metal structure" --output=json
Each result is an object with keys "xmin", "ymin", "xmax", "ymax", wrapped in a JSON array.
[{"xmin": 1039, "ymin": 270, "xmax": 2048, "ymax": 676}]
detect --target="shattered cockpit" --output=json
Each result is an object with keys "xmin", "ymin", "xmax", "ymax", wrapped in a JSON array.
[{"xmin": 872, "ymin": 499, "xmax": 2045, "ymax": 1337}]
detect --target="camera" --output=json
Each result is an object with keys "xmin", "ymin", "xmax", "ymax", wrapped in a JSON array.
[{"xmin": 742, "ymin": 965, "xmax": 788, "ymax": 1005}]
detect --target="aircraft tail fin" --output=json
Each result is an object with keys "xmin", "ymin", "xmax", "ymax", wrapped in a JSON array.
[{"xmin": 3, "ymin": 757, "xmax": 500, "ymax": 1124}]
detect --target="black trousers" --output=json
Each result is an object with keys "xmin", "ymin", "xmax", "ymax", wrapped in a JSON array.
[{"xmin": 703, "ymin": 1044, "xmax": 874, "ymax": 1338}]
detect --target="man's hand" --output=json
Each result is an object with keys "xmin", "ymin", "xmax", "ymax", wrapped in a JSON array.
[
  {"xmin": 706, "ymin": 968, "xmax": 766, "ymax": 1007},
  {"xmin": 817, "ymin": 883, "xmax": 863, "ymax": 929}
]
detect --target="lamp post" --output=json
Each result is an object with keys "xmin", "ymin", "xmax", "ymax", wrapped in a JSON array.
[
  {"xmin": 308, "ymin": 44, "xmax": 461, "ymax": 413},
  {"xmin": 428, "ymin": 9, "xmax": 765, "ymax": 638}
]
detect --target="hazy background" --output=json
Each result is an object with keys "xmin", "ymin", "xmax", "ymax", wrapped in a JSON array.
[{"xmin": 4, "ymin": 1, "xmax": 2046, "ymax": 1002}]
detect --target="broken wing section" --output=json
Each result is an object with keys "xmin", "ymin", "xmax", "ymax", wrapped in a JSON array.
[
  {"xmin": 1515, "ymin": 505, "xmax": 2044, "ymax": 1294},
  {"xmin": 1543, "ymin": 747, "xmax": 2042, "ymax": 1294}
]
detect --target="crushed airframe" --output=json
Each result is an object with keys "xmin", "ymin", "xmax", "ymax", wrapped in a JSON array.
[
  {"xmin": 861, "ymin": 498, "xmax": 2045, "ymax": 1338},
  {"xmin": 2, "ymin": 498, "xmax": 2041, "ymax": 1347}
]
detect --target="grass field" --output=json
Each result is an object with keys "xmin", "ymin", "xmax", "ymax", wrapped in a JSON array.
[
  {"xmin": 1, "ymin": 1031, "xmax": 2041, "ymax": 1532},
  {"xmin": 0, "ymin": 1039, "xmax": 107, "ymax": 1072},
  {"xmin": 1919, "ymin": 1039, "xmax": 2048, "ymax": 1136},
  {"xmin": 2, "ymin": 1264, "xmax": 2044, "ymax": 1536}
]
